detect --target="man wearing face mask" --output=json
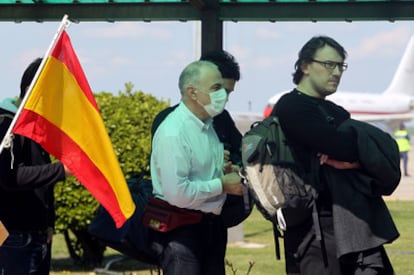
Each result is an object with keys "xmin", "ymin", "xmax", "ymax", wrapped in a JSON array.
[
  {"xmin": 149, "ymin": 60, "xmax": 244, "ymax": 275},
  {"xmin": 151, "ymin": 50, "xmax": 250, "ymax": 229}
]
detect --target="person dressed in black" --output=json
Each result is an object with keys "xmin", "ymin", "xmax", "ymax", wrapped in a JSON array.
[
  {"xmin": 151, "ymin": 50, "xmax": 250, "ymax": 229},
  {"xmin": 0, "ymin": 58, "xmax": 72, "ymax": 275},
  {"xmin": 271, "ymin": 36, "xmax": 399, "ymax": 274}
]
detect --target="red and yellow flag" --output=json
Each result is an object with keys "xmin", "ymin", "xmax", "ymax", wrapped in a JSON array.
[{"xmin": 12, "ymin": 30, "xmax": 135, "ymax": 228}]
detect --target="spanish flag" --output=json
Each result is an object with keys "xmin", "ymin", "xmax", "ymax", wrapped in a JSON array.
[{"xmin": 12, "ymin": 30, "xmax": 135, "ymax": 228}]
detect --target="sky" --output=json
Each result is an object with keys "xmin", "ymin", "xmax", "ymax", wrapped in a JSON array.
[{"xmin": 1, "ymin": 19, "xmax": 414, "ymax": 115}]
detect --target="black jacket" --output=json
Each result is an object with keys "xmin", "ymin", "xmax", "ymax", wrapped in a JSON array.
[
  {"xmin": 323, "ymin": 118, "xmax": 400, "ymax": 258},
  {"xmin": 273, "ymin": 90, "xmax": 400, "ymax": 265},
  {"xmin": 0, "ymin": 108, "xmax": 66, "ymax": 232}
]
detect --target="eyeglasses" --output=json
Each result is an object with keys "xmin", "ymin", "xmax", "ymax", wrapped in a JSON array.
[{"xmin": 311, "ymin": 59, "xmax": 348, "ymax": 72}]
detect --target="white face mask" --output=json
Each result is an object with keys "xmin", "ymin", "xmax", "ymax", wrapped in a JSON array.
[{"xmin": 199, "ymin": 88, "xmax": 227, "ymax": 117}]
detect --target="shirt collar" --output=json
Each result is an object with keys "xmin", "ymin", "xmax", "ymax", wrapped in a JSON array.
[
  {"xmin": 178, "ymin": 102, "xmax": 213, "ymax": 131},
  {"xmin": 0, "ymin": 98, "xmax": 18, "ymax": 114}
]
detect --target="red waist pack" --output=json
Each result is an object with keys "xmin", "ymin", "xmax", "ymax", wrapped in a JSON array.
[{"xmin": 142, "ymin": 197, "xmax": 203, "ymax": 232}]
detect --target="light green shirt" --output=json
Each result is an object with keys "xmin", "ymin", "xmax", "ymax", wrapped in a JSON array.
[{"xmin": 151, "ymin": 102, "xmax": 225, "ymax": 214}]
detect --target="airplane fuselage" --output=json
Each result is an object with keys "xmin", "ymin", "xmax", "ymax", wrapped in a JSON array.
[{"xmin": 328, "ymin": 92, "xmax": 412, "ymax": 115}]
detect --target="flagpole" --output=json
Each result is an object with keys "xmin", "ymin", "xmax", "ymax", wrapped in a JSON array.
[{"xmin": 0, "ymin": 14, "xmax": 71, "ymax": 154}]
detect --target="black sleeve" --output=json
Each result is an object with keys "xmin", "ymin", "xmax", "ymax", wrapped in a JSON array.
[
  {"xmin": 273, "ymin": 92, "xmax": 358, "ymax": 162},
  {"xmin": 151, "ymin": 105, "xmax": 178, "ymax": 139},
  {"xmin": 10, "ymin": 162, "xmax": 66, "ymax": 190},
  {"xmin": 213, "ymin": 110, "xmax": 243, "ymax": 166},
  {"xmin": 0, "ymin": 118, "xmax": 66, "ymax": 191}
]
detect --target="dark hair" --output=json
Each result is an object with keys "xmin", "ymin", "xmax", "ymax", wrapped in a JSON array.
[
  {"xmin": 292, "ymin": 36, "xmax": 347, "ymax": 85},
  {"xmin": 20, "ymin": 58, "xmax": 42, "ymax": 99},
  {"xmin": 200, "ymin": 50, "xmax": 240, "ymax": 81}
]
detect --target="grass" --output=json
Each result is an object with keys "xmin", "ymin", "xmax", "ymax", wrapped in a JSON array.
[{"xmin": 50, "ymin": 200, "xmax": 414, "ymax": 275}]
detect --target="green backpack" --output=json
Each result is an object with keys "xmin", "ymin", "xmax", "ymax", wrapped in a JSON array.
[{"xmin": 241, "ymin": 115, "xmax": 322, "ymax": 259}]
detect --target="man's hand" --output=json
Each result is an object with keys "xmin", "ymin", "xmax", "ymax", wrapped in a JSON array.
[
  {"xmin": 222, "ymin": 149, "xmax": 240, "ymax": 174},
  {"xmin": 224, "ymin": 149, "xmax": 230, "ymax": 162},
  {"xmin": 222, "ymin": 161, "xmax": 240, "ymax": 174},
  {"xmin": 63, "ymin": 164, "xmax": 74, "ymax": 177},
  {"xmin": 318, "ymin": 153, "xmax": 360, "ymax": 169},
  {"xmin": 221, "ymin": 172, "xmax": 243, "ymax": 195}
]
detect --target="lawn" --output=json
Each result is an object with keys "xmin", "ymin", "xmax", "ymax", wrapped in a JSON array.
[{"xmin": 50, "ymin": 200, "xmax": 414, "ymax": 275}]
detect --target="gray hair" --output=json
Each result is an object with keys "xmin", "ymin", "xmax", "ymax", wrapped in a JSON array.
[{"xmin": 178, "ymin": 60, "xmax": 218, "ymax": 95}]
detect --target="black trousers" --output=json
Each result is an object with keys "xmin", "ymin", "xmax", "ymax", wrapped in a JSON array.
[
  {"xmin": 285, "ymin": 216, "xmax": 394, "ymax": 275},
  {"xmin": 150, "ymin": 214, "xmax": 227, "ymax": 275}
]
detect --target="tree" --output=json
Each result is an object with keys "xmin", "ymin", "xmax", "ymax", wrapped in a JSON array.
[{"xmin": 54, "ymin": 83, "xmax": 170, "ymax": 266}]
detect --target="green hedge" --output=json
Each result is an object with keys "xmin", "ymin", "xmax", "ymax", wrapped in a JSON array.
[{"xmin": 53, "ymin": 84, "xmax": 169, "ymax": 265}]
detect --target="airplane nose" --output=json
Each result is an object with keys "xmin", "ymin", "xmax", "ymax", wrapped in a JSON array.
[{"xmin": 263, "ymin": 105, "xmax": 274, "ymax": 118}]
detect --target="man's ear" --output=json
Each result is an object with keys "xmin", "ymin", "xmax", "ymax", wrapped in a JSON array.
[
  {"xmin": 187, "ymin": 86, "xmax": 197, "ymax": 100},
  {"xmin": 301, "ymin": 62, "xmax": 310, "ymax": 76}
]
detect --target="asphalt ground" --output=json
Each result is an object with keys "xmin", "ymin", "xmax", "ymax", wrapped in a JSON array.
[{"xmin": 386, "ymin": 149, "xmax": 414, "ymax": 201}]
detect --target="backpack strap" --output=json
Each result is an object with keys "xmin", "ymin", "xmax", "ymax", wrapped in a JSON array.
[
  {"xmin": 272, "ymin": 222, "xmax": 282, "ymax": 260},
  {"xmin": 0, "ymin": 113, "xmax": 18, "ymax": 169},
  {"xmin": 313, "ymin": 103, "xmax": 336, "ymax": 267},
  {"xmin": 309, "ymin": 155, "xmax": 322, "ymax": 243},
  {"xmin": 0, "ymin": 113, "xmax": 14, "ymax": 121}
]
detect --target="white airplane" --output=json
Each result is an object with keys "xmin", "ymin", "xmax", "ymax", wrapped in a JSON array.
[{"xmin": 262, "ymin": 35, "xmax": 414, "ymax": 133}]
